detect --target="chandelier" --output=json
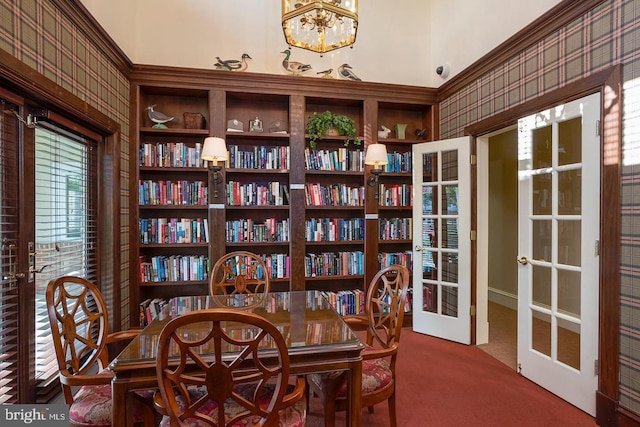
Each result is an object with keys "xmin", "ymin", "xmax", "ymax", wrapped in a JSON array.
[{"xmin": 282, "ymin": 0, "xmax": 358, "ymax": 54}]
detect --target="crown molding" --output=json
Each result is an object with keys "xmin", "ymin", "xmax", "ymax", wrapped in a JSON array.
[{"xmin": 437, "ymin": 0, "xmax": 607, "ymax": 101}]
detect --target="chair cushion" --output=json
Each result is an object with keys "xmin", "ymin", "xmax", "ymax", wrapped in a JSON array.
[
  {"xmin": 69, "ymin": 383, "xmax": 151, "ymax": 426},
  {"xmin": 158, "ymin": 383, "xmax": 306, "ymax": 427},
  {"xmin": 309, "ymin": 357, "xmax": 394, "ymax": 398}
]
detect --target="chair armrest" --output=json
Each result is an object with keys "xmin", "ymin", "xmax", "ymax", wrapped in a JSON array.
[
  {"xmin": 362, "ymin": 344, "xmax": 397, "ymax": 361},
  {"xmin": 282, "ymin": 376, "xmax": 306, "ymax": 407},
  {"xmin": 106, "ymin": 329, "xmax": 141, "ymax": 344},
  {"xmin": 342, "ymin": 315, "xmax": 369, "ymax": 330},
  {"xmin": 59, "ymin": 371, "xmax": 113, "ymax": 387}
]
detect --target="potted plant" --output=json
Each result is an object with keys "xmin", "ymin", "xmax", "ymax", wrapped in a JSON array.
[{"xmin": 305, "ymin": 111, "xmax": 361, "ymax": 148}]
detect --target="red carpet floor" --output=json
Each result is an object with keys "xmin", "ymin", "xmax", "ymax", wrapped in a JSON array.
[{"xmin": 306, "ymin": 329, "xmax": 596, "ymax": 426}]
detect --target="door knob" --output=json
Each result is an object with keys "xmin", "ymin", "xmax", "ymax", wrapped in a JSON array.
[
  {"xmin": 415, "ymin": 245, "xmax": 423, "ymax": 252},
  {"xmin": 516, "ymin": 256, "xmax": 529, "ymax": 265}
]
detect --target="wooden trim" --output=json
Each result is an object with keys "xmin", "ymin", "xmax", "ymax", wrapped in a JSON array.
[
  {"xmin": 438, "ymin": 0, "xmax": 607, "ymax": 101},
  {"xmin": 50, "ymin": 0, "xmax": 133, "ymax": 75},
  {"xmin": 464, "ymin": 64, "xmax": 622, "ymax": 425}
]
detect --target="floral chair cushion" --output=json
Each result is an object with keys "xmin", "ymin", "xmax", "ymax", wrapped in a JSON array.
[
  {"xmin": 69, "ymin": 383, "xmax": 151, "ymax": 426},
  {"xmin": 158, "ymin": 383, "xmax": 306, "ymax": 427},
  {"xmin": 309, "ymin": 356, "xmax": 393, "ymax": 398}
]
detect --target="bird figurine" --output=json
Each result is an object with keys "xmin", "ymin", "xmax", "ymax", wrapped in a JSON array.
[
  {"xmin": 145, "ymin": 105, "xmax": 178, "ymax": 129},
  {"xmin": 281, "ymin": 49, "xmax": 312, "ymax": 76},
  {"xmin": 415, "ymin": 128, "xmax": 428, "ymax": 138},
  {"xmin": 214, "ymin": 53, "xmax": 252, "ymax": 71},
  {"xmin": 317, "ymin": 68, "xmax": 334, "ymax": 79},
  {"xmin": 338, "ymin": 63, "xmax": 361, "ymax": 81}
]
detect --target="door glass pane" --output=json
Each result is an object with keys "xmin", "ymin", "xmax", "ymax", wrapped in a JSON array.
[
  {"xmin": 422, "ymin": 152, "xmax": 438, "ymax": 182},
  {"xmin": 558, "ymin": 117, "xmax": 582, "ymax": 166},
  {"xmin": 423, "ymin": 283, "xmax": 437, "ymax": 313},
  {"xmin": 442, "ymin": 286, "xmax": 458, "ymax": 317},
  {"xmin": 558, "ymin": 269, "xmax": 581, "ymax": 317},
  {"xmin": 422, "ymin": 250, "xmax": 437, "ymax": 280},
  {"xmin": 422, "ymin": 219, "xmax": 438, "ymax": 248},
  {"xmin": 532, "ymin": 220, "xmax": 551, "ymax": 262},
  {"xmin": 532, "ymin": 310, "xmax": 551, "ymax": 357},
  {"xmin": 532, "ymin": 265, "xmax": 551, "ymax": 308},
  {"xmin": 558, "ymin": 317, "xmax": 581, "ymax": 370},
  {"xmin": 422, "ymin": 185, "xmax": 437, "ymax": 214},
  {"xmin": 442, "ymin": 185, "xmax": 459, "ymax": 215},
  {"xmin": 533, "ymin": 173, "xmax": 552, "ymax": 215},
  {"xmin": 532, "ymin": 125, "xmax": 552, "ymax": 169},
  {"xmin": 441, "ymin": 150, "xmax": 458, "ymax": 181},
  {"xmin": 442, "ymin": 219, "xmax": 458, "ymax": 249},
  {"xmin": 558, "ymin": 169, "xmax": 581, "ymax": 215},
  {"xmin": 558, "ymin": 220, "xmax": 581, "ymax": 266},
  {"xmin": 442, "ymin": 252, "xmax": 458, "ymax": 283}
]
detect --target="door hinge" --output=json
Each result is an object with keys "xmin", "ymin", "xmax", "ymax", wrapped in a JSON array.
[
  {"xmin": 470, "ymin": 305, "xmax": 476, "ymax": 316},
  {"xmin": 595, "ymin": 359, "xmax": 599, "ymax": 375},
  {"xmin": 470, "ymin": 230, "xmax": 477, "ymax": 241},
  {"xmin": 595, "ymin": 240, "xmax": 600, "ymax": 256},
  {"xmin": 470, "ymin": 154, "xmax": 477, "ymax": 165},
  {"xmin": 596, "ymin": 120, "xmax": 601, "ymax": 137}
]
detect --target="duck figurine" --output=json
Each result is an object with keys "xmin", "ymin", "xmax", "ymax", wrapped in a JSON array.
[
  {"xmin": 316, "ymin": 68, "xmax": 334, "ymax": 79},
  {"xmin": 145, "ymin": 105, "xmax": 178, "ymax": 129},
  {"xmin": 281, "ymin": 49, "xmax": 312, "ymax": 76},
  {"xmin": 215, "ymin": 53, "xmax": 252, "ymax": 72},
  {"xmin": 338, "ymin": 63, "xmax": 361, "ymax": 81}
]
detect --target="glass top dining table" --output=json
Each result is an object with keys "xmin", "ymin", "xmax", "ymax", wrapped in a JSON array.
[{"xmin": 109, "ymin": 290, "xmax": 365, "ymax": 426}]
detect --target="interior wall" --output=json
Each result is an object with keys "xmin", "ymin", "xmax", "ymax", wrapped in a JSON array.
[
  {"xmin": 438, "ymin": 0, "xmax": 640, "ymax": 415},
  {"xmin": 488, "ymin": 129, "xmax": 518, "ymax": 308},
  {"xmin": 79, "ymin": 0, "xmax": 560, "ymax": 88}
]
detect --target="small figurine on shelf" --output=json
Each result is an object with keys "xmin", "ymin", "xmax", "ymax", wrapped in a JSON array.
[
  {"xmin": 145, "ymin": 105, "xmax": 178, "ymax": 129},
  {"xmin": 281, "ymin": 49, "xmax": 312, "ymax": 76},
  {"xmin": 338, "ymin": 63, "xmax": 361, "ymax": 81},
  {"xmin": 415, "ymin": 128, "xmax": 428, "ymax": 139},
  {"xmin": 317, "ymin": 68, "xmax": 334, "ymax": 79},
  {"xmin": 378, "ymin": 125, "xmax": 392, "ymax": 139},
  {"xmin": 214, "ymin": 53, "xmax": 252, "ymax": 71}
]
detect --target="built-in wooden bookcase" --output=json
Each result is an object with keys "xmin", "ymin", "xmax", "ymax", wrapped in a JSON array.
[{"xmin": 129, "ymin": 68, "xmax": 437, "ymax": 325}]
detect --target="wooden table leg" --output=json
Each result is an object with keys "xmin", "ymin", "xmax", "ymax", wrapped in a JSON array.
[
  {"xmin": 348, "ymin": 358, "xmax": 363, "ymax": 427},
  {"xmin": 112, "ymin": 378, "xmax": 133, "ymax": 427}
]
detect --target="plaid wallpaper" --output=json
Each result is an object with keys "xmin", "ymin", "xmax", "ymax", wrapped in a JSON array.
[
  {"xmin": 439, "ymin": 0, "xmax": 640, "ymax": 414},
  {"xmin": 0, "ymin": 0, "xmax": 133, "ymax": 329}
]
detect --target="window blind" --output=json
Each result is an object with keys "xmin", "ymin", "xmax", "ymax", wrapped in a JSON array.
[
  {"xmin": 0, "ymin": 103, "xmax": 20, "ymax": 404},
  {"xmin": 33, "ymin": 122, "xmax": 98, "ymax": 401}
]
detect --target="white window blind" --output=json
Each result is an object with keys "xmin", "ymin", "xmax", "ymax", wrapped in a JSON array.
[{"xmin": 33, "ymin": 122, "xmax": 98, "ymax": 399}]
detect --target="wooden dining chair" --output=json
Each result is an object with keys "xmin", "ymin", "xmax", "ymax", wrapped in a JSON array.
[
  {"xmin": 154, "ymin": 308, "xmax": 306, "ymax": 426},
  {"xmin": 46, "ymin": 276, "xmax": 157, "ymax": 427},
  {"xmin": 307, "ymin": 264, "xmax": 410, "ymax": 427},
  {"xmin": 209, "ymin": 251, "xmax": 270, "ymax": 308}
]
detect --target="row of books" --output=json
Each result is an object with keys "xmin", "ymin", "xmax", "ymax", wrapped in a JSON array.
[
  {"xmin": 304, "ymin": 183, "xmax": 365, "ymax": 207},
  {"xmin": 227, "ymin": 145, "xmax": 290, "ymax": 170},
  {"xmin": 139, "ymin": 179, "xmax": 208, "ymax": 206},
  {"xmin": 304, "ymin": 148, "xmax": 364, "ymax": 172},
  {"xmin": 139, "ymin": 254, "xmax": 209, "ymax": 283},
  {"xmin": 139, "ymin": 142, "xmax": 209, "ymax": 168},
  {"xmin": 305, "ymin": 217, "xmax": 364, "ymax": 242},
  {"xmin": 225, "ymin": 218, "xmax": 290, "ymax": 243},
  {"xmin": 378, "ymin": 183, "xmax": 413, "ymax": 207},
  {"xmin": 321, "ymin": 289, "xmax": 366, "ymax": 315},
  {"xmin": 384, "ymin": 151, "xmax": 413, "ymax": 173},
  {"xmin": 139, "ymin": 217, "xmax": 209, "ymax": 244},
  {"xmin": 305, "ymin": 251, "xmax": 364, "ymax": 277},
  {"xmin": 379, "ymin": 251, "xmax": 413, "ymax": 270},
  {"xmin": 379, "ymin": 217, "xmax": 412, "ymax": 240},
  {"xmin": 226, "ymin": 181, "xmax": 289, "ymax": 206},
  {"xmin": 139, "ymin": 297, "xmax": 168, "ymax": 326}
]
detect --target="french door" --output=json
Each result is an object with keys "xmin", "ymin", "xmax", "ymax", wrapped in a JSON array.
[
  {"xmin": 0, "ymin": 88, "xmax": 99, "ymax": 403},
  {"xmin": 516, "ymin": 93, "xmax": 600, "ymax": 415},
  {"xmin": 412, "ymin": 137, "xmax": 471, "ymax": 344}
]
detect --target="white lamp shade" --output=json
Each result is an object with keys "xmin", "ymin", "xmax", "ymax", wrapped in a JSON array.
[
  {"xmin": 365, "ymin": 143, "xmax": 388, "ymax": 166},
  {"xmin": 201, "ymin": 137, "xmax": 228, "ymax": 162}
]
